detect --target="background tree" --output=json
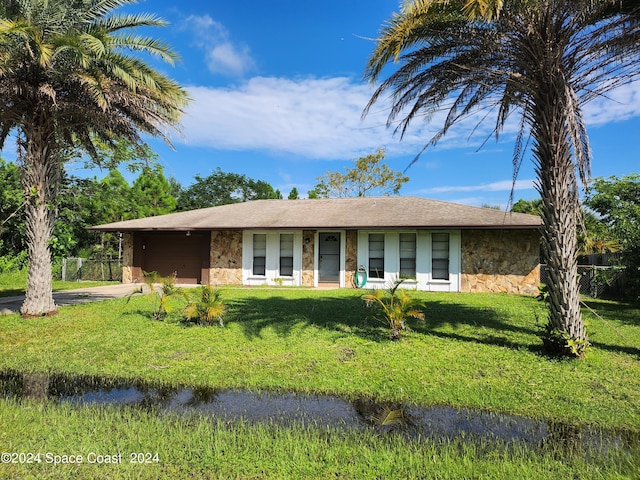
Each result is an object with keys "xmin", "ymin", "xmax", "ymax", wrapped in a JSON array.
[
  {"xmin": 131, "ymin": 165, "xmax": 177, "ymax": 218},
  {"xmin": 313, "ymin": 148, "xmax": 409, "ymax": 198},
  {"xmin": 176, "ymin": 168, "xmax": 280, "ymax": 210},
  {"xmin": 0, "ymin": 0, "xmax": 189, "ymax": 315},
  {"xmin": 511, "ymin": 199, "xmax": 543, "ymax": 216},
  {"xmin": 0, "ymin": 158, "xmax": 26, "ymax": 260},
  {"xmin": 50, "ymin": 174, "xmax": 100, "ymax": 259},
  {"xmin": 252, "ymin": 181, "xmax": 280, "ymax": 201},
  {"xmin": 288, "ymin": 187, "xmax": 300, "ymax": 200},
  {"xmin": 577, "ymin": 211, "xmax": 620, "ymax": 258},
  {"xmin": 585, "ymin": 174, "xmax": 640, "ymax": 295},
  {"xmin": 1, "ymin": 161, "xmax": 101, "ymax": 263},
  {"xmin": 89, "ymin": 169, "xmax": 137, "ymax": 263},
  {"xmin": 363, "ymin": 0, "xmax": 640, "ymax": 356}
]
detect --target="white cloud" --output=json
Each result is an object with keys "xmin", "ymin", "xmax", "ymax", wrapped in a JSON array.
[
  {"xmin": 177, "ymin": 75, "xmax": 640, "ymax": 162},
  {"xmin": 183, "ymin": 77, "xmax": 399, "ymax": 158},
  {"xmin": 583, "ymin": 81, "xmax": 640, "ymax": 126},
  {"xmin": 180, "ymin": 76, "xmax": 466, "ymax": 160},
  {"xmin": 419, "ymin": 179, "xmax": 536, "ymax": 194},
  {"xmin": 183, "ymin": 15, "xmax": 256, "ymax": 77},
  {"xmin": 206, "ymin": 43, "xmax": 255, "ymax": 77}
]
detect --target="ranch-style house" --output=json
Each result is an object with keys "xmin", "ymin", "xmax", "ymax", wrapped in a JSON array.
[{"xmin": 92, "ymin": 196, "xmax": 542, "ymax": 294}]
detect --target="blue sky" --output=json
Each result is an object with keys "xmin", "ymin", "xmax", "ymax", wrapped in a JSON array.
[{"xmin": 19, "ymin": 1, "xmax": 640, "ymax": 207}]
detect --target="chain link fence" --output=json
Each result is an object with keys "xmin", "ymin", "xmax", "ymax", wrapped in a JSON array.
[
  {"xmin": 540, "ymin": 264, "xmax": 627, "ymax": 298},
  {"xmin": 57, "ymin": 258, "xmax": 123, "ymax": 282}
]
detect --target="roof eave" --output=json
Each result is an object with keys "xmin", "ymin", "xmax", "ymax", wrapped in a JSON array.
[{"xmin": 91, "ymin": 224, "xmax": 541, "ymax": 232}]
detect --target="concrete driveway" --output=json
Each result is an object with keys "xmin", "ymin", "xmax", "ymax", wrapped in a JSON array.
[{"xmin": 0, "ymin": 284, "xmax": 141, "ymax": 314}]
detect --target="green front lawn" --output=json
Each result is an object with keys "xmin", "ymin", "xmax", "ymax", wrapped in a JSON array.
[{"xmin": 0, "ymin": 287, "xmax": 638, "ymax": 478}]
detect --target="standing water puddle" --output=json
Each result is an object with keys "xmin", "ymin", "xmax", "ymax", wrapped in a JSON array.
[{"xmin": 1, "ymin": 370, "xmax": 637, "ymax": 453}]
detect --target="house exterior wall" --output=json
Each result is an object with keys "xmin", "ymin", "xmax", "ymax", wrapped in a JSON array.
[
  {"xmin": 122, "ymin": 232, "xmax": 134, "ymax": 284},
  {"xmin": 210, "ymin": 230, "xmax": 243, "ymax": 286},
  {"xmin": 302, "ymin": 230, "xmax": 315, "ymax": 287},
  {"xmin": 460, "ymin": 229, "xmax": 540, "ymax": 295},
  {"xmin": 345, "ymin": 230, "xmax": 358, "ymax": 287},
  {"xmin": 122, "ymin": 228, "xmax": 539, "ymax": 294}
]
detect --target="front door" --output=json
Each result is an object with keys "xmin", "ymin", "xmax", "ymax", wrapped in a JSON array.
[{"xmin": 318, "ymin": 232, "xmax": 340, "ymax": 282}]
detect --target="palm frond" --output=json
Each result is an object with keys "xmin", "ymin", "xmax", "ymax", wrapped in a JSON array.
[
  {"xmin": 91, "ymin": 13, "xmax": 168, "ymax": 32},
  {"xmin": 362, "ymin": 278, "xmax": 425, "ymax": 340},
  {"xmin": 371, "ymin": 406, "xmax": 405, "ymax": 426},
  {"xmin": 463, "ymin": 0, "xmax": 504, "ymax": 20},
  {"xmin": 107, "ymin": 33, "xmax": 180, "ymax": 64}
]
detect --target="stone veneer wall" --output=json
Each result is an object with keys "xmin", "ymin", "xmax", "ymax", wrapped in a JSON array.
[
  {"xmin": 209, "ymin": 230, "xmax": 243, "ymax": 286},
  {"xmin": 461, "ymin": 229, "xmax": 540, "ymax": 295},
  {"xmin": 122, "ymin": 232, "xmax": 134, "ymax": 284},
  {"xmin": 345, "ymin": 230, "xmax": 357, "ymax": 287},
  {"xmin": 302, "ymin": 230, "xmax": 315, "ymax": 287}
]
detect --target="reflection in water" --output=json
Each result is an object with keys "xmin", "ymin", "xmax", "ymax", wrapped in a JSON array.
[
  {"xmin": 22, "ymin": 372, "xmax": 49, "ymax": 401},
  {"xmin": 1, "ymin": 369, "xmax": 635, "ymax": 453}
]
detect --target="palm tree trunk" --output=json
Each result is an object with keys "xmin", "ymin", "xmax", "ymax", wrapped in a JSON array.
[
  {"xmin": 20, "ymin": 128, "xmax": 59, "ymax": 317},
  {"xmin": 531, "ymin": 90, "xmax": 586, "ymax": 355}
]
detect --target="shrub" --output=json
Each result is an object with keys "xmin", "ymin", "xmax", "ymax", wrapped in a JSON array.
[
  {"xmin": 184, "ymin": 286, "xmax": 226, "ymax": 326},
  {"xmin": 362, "ymin": 278, "xmax": 425, "ymax": 340},
  {"xmin": 0, "ymin": 251, "xmax": 28, "ymax": 274},
  {"xmin": 132, "ymin": 271, "xmax": 185, "ymax": 321}
]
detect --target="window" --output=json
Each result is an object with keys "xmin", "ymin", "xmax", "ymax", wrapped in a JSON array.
[
  {"xmin": 279, "ymin": 234, "xmax": 294, "ymax": 276},
  {"xmin": 253, "ymin": 234, "xmax": 266, "ymax": 276},
  {"xmin": 432, "ymin": 233, "xmax": 450, "ymax": 280},
  {"xmin": 399, "ymin": 233, "xmax": 416, "ymax": 278},
  {"xmin": 369, "ymin": 233, "xmax": 384, "ymax": 279}
]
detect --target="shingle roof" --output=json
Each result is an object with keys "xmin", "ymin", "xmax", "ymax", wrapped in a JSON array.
[{"xmin": 91, "ymin": 196, "xmax": 542, "ymax": 231}]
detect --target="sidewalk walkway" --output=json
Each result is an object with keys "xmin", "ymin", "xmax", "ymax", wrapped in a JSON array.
[{"xmin": 0, "ymin": 284, "xmax": 141, "ymax": 314}]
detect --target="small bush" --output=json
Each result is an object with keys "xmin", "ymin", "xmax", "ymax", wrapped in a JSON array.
[
  {"xmin": 541, "ymin": 324, "xmax": 590, "ymax": 358},
  {"xmin": 362, "ymin": 278, "xmax": 425, "ymax": 340},
  {"xmin": 132, "ymin": 271, "xmax": 186, "ymax": 321},
  {"xmin": 184, "ymin": 286, "xmax": 226, "ymax": 326},
  {"xmin": 0, "ymin": 252, "xmax": 28, "ymax": 274}
]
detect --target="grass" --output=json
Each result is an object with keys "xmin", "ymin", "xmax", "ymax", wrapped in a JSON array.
[
  {"xmin": 0, "ymin": 269, "xmax": 114, "ymax": 297},
  {"xmin": 1, "ymin": 399, "xmax": 638, "ymax": 480},
  {"xmin": 0, "ymin": 285, "xmax": 639, "ymax": 478}
]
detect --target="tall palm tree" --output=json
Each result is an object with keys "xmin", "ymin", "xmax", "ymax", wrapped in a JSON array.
[
  {"xmin": 0, "ymin": 0, "xmax": 189, "ymax": 316},
  {"xmin": 363, "ymin": 0, "xmax": 640, "ymax": 356}
]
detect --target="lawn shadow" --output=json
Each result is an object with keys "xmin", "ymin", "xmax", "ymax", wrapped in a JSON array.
[
  {"xmin": 412, "ymin": 299, "xmax": 544, "ymax": 354},
  {"xmin": 581, "ymin": 299, "xmax": 640, "ymax": 357},
  {"xmin": 226, "ymin": 292, "xmax": 546, "ymax": 353},
  {"xmin": 0, "ymin": 288, "xmax": 24, "ymax": 298},
  {"xmin": 589, "ymin": 341, "xmax": 640, "ymax": 358},
  {"xmin": 120, "ymin": 290, "xmax": 640, "ymax": 357},
  {"xmin": 581, "ymin": 299, "xmax": 640, "ymax": 327},
  {"xmin": 227, "ymin": 295, "xmax": 387, "ymax": 341}
]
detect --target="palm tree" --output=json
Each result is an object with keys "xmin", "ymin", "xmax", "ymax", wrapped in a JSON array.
[
  {"xmin": 362, "ymin": 278, "xmax": 425, "ymax": 341},
  {"xmin": 0, "ymin": 0, "xmax": 189, "ymax": 316},
  {"xmin": 363, "ymin": 0, "xmax": 640, "ymax": 356}
]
